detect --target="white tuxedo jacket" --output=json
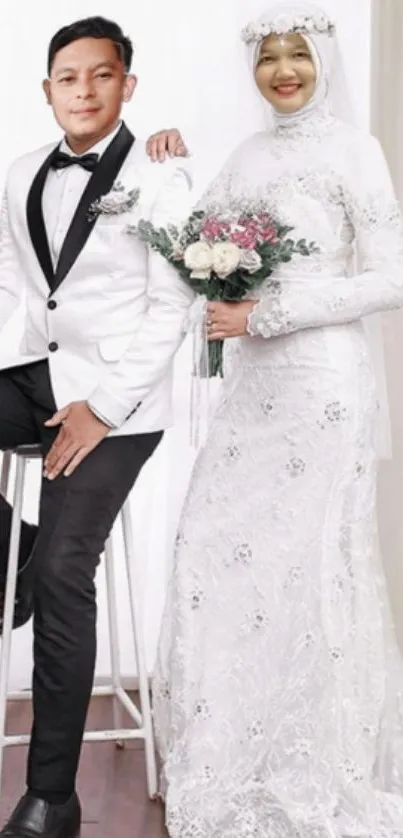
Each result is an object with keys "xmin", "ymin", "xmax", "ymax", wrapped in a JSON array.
[{"xmin": 0, "ymin": 123, "xmax": 194, "ymax": 435}]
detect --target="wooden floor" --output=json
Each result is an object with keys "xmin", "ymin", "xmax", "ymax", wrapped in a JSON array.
[{"xmin": 0, "ymin": 695, "xmax": 168, "ymax": 837}]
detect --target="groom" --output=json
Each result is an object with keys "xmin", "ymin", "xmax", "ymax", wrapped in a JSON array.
[{"xmin": 0, "ymin": 16, "xmax": 192, "ymax": 838}]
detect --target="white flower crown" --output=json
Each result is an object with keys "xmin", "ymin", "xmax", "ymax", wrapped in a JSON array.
[{"xmin": 241, "ymin": 12, "xmax": 335, "ymax": 44}]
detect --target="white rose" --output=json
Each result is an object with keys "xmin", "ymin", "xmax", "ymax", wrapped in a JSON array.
[
  {"xmin": 211, "ymin": 242, "xmax": 242, "ymax": 279},
  {"xmin": 239, "ymin": 249, "xmax": 262, "ymax": 274},
  {"xmin": 317, "ymin": 15, "xmax": 333, "ymax": 33},
  {"xmin": 242, "ymin": 24, "xmax": 253, "ymax": 41},
  {"xmin": 273, "ymin": 14, "xmax": 292, "ymax": 33},
  {"xmin": 184, "ymin": 242, "xmax": 213, "ymax": 279}
]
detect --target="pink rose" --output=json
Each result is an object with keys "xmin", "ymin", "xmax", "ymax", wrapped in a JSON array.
[
  {"xmin": 230, "ymin": 229, "xmax": 257, "ymax": 249},
  {"xmin": 258, "ymin": 226, "xmax": 279, "ymax": 244},
  {"xmin": 202, "ymin": 218, "xmax": 230, "ymax": 241},
  {"xmin": 230, "ymin": 217, "xmax": 260, "ymax": 249}
]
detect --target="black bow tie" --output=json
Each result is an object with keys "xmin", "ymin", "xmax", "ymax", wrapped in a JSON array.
[{"xmin": 51, "ymin": 150, "xmax": 99, "ymax": 173}]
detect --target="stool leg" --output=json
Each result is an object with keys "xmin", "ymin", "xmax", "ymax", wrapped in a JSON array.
[
  {"xmin": 0, "ymin": 456, "xmax": 26, "ymax": 788},
  {"xmin": 0, "ymin": 451, "xmax": 12, "ymax": 498},
  {"xmin": 121, "ymin": 500, "xmax": 158, "ymax": 798},
  {"xmin": 104, "ymin": 535, "xmax": 124, "ymax": 747}
]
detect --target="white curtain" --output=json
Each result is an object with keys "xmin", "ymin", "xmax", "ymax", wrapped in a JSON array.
[{"xmin": 371, "ymin": 0, "xmax": 403, "ymax": 647}]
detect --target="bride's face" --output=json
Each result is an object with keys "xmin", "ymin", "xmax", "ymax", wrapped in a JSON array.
[{"xmin": 255, "ymin": 33, "xmax": 317, "ymax": 113}]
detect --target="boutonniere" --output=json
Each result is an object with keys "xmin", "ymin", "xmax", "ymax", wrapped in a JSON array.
[{"xmin": 88, "ymin": 181, "xmax": 140, "ymax": 220}]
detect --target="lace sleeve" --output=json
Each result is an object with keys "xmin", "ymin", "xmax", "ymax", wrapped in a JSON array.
[{"xmin": 247, "ymin": 136, "xmax": 403, "ymax": 338}]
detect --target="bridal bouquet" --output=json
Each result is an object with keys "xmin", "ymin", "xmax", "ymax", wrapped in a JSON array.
[{"xmin": 131, "ymin": 207, "xmax": 318, "ymax": 376}]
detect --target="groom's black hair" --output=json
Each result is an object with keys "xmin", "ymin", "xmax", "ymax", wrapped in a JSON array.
[{"xmin": 47, "ymin": 16, "xmax": 133, "ymax": 75}]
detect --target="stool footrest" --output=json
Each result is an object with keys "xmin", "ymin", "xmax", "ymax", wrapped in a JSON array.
[
  {"xmin": 3, "ymin": 684, "xmax": 143, "ymax": 733},
  {"xmin": 1, "ymin": 728, "xmax": 147, "ymax": 748},
  {"xmin": 7, "ymin": 445, "xmax": 42, "ymax": 459},
  {"xmin": 6, "ymin": 685, "xmax": 127, "ymax": 701}
]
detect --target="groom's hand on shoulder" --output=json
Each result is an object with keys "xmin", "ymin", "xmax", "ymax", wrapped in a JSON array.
[
  {"xmin": 43, "ymin": 401, "xmax": 111, "ymax": 480},
  {"xmin": 146, "ymin": 129, "xmax": 189, "ymax": 163}
]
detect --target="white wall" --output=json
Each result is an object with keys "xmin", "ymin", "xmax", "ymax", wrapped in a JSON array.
[{"xmin": 0, "ymin": 0, "xmax": 372, "ymax": 689}]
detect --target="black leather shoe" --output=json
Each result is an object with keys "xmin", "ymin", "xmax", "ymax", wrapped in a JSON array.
[
  {"xmin": 0, "ymin": 793, "xmax": 81, "ymax": 837},
  {"xmin": 0, "ymin": 503, "xmax": 37, "ymax": 633}
]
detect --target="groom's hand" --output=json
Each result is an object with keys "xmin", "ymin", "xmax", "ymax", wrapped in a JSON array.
[
  {"xmin": 43, "ymin": 401, "xmax": 110, "ymax": 480},
  {"xmin": 146, "ymin": 129, "xmax": 188, "ymax": 162}
]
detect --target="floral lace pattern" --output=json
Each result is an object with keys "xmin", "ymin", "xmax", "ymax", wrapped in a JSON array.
[{"xmin": 152, "ymin": 110, "xmax": 403, "ymax": 837}]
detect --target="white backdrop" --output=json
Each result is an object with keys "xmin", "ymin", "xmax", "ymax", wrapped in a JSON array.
[{"xmin": 0, "ymin": 0, "xmax": 372, "ymax": 688}]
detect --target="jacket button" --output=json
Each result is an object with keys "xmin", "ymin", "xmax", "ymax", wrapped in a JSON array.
[
  {"xmin": 47, "ymin": 300, "xmax": 57, "ymax": 310},
  {"xmin": 48, "ymin": 341, "xmax": 58, "ymax": 352}
]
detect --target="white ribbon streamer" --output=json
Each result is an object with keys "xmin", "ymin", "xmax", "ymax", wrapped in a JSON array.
[{"xmin": 185, "ymin": 295, "xmax": 211, "ymax": 449}]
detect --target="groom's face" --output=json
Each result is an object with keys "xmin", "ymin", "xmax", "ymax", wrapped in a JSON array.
[{"xmin": 43, "ymin": 37, "xmax": 136, "ymax": 144}]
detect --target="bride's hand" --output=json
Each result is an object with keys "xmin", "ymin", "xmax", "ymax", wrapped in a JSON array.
[
  {"xmin": 146, "ymin": 129, "xmax": 188, "ymax": 162},
  {"xmin": 206, "ymin": 300, "xmax": 256, "ymax": 340}
]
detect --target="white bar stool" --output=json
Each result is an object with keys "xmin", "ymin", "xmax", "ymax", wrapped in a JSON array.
[{"xmin": 0, "ymin": 445, "xmax": 157, "ymax": 797}]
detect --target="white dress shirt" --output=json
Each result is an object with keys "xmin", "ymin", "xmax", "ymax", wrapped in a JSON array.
[{"xmin": 42, "ymin": 122, "xmax": 122, "ymax": 267}]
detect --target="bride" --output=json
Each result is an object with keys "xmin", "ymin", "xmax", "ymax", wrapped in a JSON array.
[{"xmin": 148, "ymin": 3, "xmax": 403, "ymax": 836}]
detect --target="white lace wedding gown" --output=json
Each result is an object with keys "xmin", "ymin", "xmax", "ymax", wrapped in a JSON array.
[{"xmin": 153, "ymin": 104, "xmax": 403, "ymax": 838}]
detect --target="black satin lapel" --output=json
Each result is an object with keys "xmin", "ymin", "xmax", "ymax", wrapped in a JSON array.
[
  {"xmin": 53, "ymin": 124, "xmax": 135, "ymax": 291},
  {"xmin": 26, "ymin": 148, "xmax": 58, "ymax": 289}
]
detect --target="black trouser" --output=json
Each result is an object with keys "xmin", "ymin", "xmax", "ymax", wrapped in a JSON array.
[{"xmin": 0, "ymin": 360, "xmax": 162, "ymax": 794}]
